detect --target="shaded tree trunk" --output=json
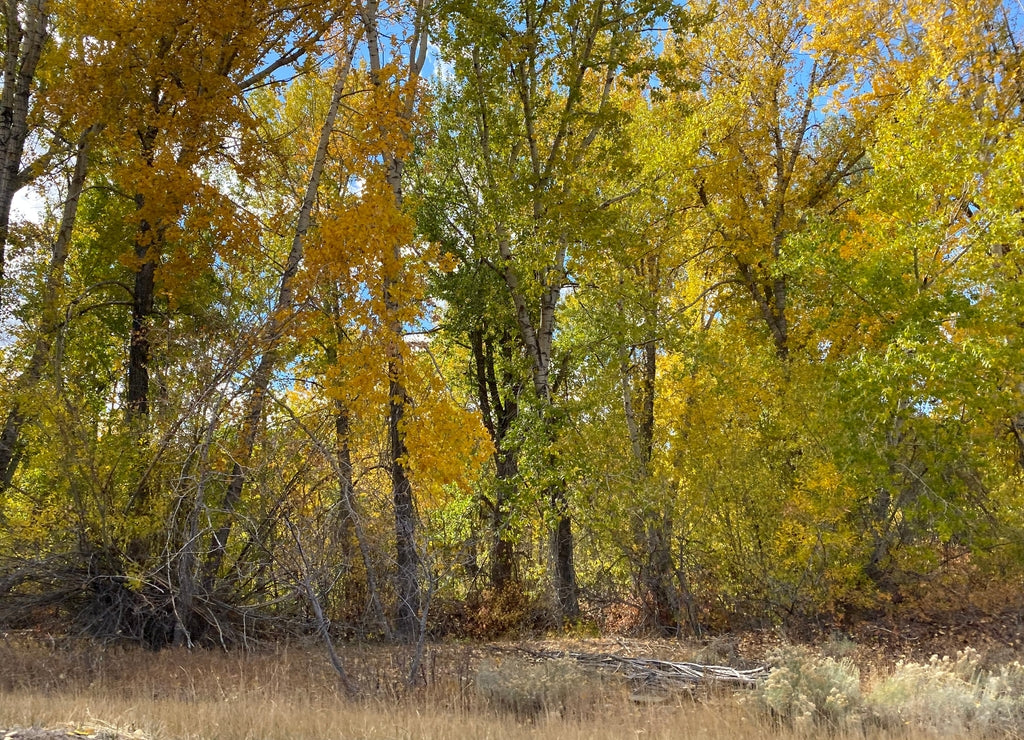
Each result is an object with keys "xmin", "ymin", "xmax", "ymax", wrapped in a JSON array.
[
  {"xmin": 1012, "ymin": 410, "xmax": 1024, "ymax": 472},
  {"xmin": 618, "ymin": 252, "xmax": 693, "ymax": 634},
  {"xmin": 470, "ymin": 327, "xmax": 521, "ymax": 593},
  {"xmin": 126, "ymin": 217, "xmax": 157, "ymax": 418},
  {"xmin": 125, "ymin": 122, "xmax": 161, "ymax": 423},
  {"xmin": 496, "ymin": 228, "xmax": 579, "ymax": 619},
  {"xmin": 490, "ymin": 451, "xmax": 518, "ymax": 590},
  {"xmin": 388, "ymin": 361, "xmax": 420, "ymax": 639},
  {"xmin": 550, "ymin": 497, "xmax": 577, "ymax": 616},
  {"xmin": 0, "ymin": 408, "xmax": 22, "ymax": 493},
  {"xmin": 379, "ymin": 151, "xmax": 420, "ymax": 638}
]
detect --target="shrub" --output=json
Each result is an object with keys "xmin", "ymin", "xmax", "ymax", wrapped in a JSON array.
[
  {"xmin": 755, "ymin": 646, "xmax": 862, "ymax": 730},
  {"xmin": 473, "ymin": 657, "xmax": 602, "ymax": 720},
  {"xmin": 866, "ymin": 648, "xmax": 1024, "ymax": 736}
]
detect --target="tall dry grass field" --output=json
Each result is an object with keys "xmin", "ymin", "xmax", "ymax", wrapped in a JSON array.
[{"xmin": 0, "ymin": 637, "xmax": 1002, "ymax": 739}]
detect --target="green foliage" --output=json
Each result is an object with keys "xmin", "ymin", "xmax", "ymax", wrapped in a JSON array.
[{"xmin": 3, "ymin": 0, "xmax": 1024, "ymax": 642}]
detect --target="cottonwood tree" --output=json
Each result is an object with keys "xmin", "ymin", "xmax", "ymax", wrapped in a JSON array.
[
  {"xmin": 358, "ymin": 0, "xmax": 433, "ymax": 639},
  {"xmin": 426, "ymin": 0, "xmax": 686, "ymax": 619}
]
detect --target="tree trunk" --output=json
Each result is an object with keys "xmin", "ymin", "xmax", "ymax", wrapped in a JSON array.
[
  {"xmin": 0, "ymin": 125, "xmax": 94, "ymax": 494},
  {"xmin": 124, "ymin": 121, "xmax": 161, "ymax": 421},
  {"xmin": 617, "ymin": 254, "xmax": 694, "ymax": 634},
  {"xmin": 490, "ymin": 450, "xmax": 518, "ymax": 591},
  {"xmin": 382, "ymin": 152, "xmax": 420, "ymax": 638},
  {"xmin": 469, "ymin": 327, "xmax": 520, "ymax": 593},
  {"xmin": 0, "ymin": 0, "xmax": 48, "ymax": 306},
  {"xmin": 389, "ymin": 365, "xmax": 420, "ymax": 639},
  {"xmin": 126, "ymin": 221, "xmax": 157, "ymax": 417},
  {"xmin": 736, "ymin": 260, "xmax": 789, "ymax": 359},
  {"xmin": 333, "ymin": 399, "xmax": 357, "ymax": 553},
  {"xmin": 551, "ymin": 490, "xmax": 578, "ymax": 617},
  {"xmin": 361, "ymin": 0, "xmax": 430, "ymax": 639},
  {"xmin": 0, "ymin": 406, "xmax": 24, "ymax": 493},
  {"xmin": 639, "ymin": 517, "xmax": 681, "ymax": 634},
  {"xmin": 496, "ymin": 231, "xmax": 578, "ymax": 618},
  {"xmin": 1012, "ymin": 411, "xmax": 1024, "ymax": 472}
]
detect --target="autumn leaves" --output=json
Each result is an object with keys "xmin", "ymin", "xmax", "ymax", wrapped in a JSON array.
[{"xmin": 0, "ymin": 0, "xmax": 1022, "ymax": 641}]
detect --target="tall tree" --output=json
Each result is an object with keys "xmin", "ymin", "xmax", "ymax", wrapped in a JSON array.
[
  {"xmin": 201, "ymin": 28, "xmax": 360, "ymax": 591},
  {"xmin": 673, "ymin": 0, "xmax": 881, "ymax": 359},
  {"xmin": 0, "ymin": 125, "xmax": 96, "ymax": 494},
  {"xmin": 430, "ymin": 0, "xmax": 684, "ymax": 619},
  {"xmin": 359, "ymin": 0, "xmax": 432, "ymax": 639}
]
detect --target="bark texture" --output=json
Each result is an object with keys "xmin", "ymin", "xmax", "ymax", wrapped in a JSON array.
[{"xmin": 0, "ymin": 0, "xmax": 48, "ymax": 305}]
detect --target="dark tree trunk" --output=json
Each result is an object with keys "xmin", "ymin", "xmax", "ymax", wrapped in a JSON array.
[
  {"xmin": 551, "ymin": 496, "xmax": 578, "ymax": 618},
  {"xmin": 470, "ymin": 327, "xmax": 521, "ymax": 593},
  {"xmin": 125, "ymin": 122, "xmax": 161, "ymax": 422},
  {"xmin": 0, "ymin": 406, "xmax": 24, "ymax": 493},
  {"xmin": 381, "ymin": 154, "xmax": 420, "ymax": 639},
  {"xmin": 619, "ymin": 253, "xmax": 694, "ymax": 634},
  {"xmin": 1012, "ymin": 412, "xmax": 1024, "ymax": 472},
  {"xmin": 334, "ymin": 400, "xmax": 357, "ymax": 549},
  {"xmin": 638, "ymin": 339, "xmax": 656, "ymax": 464},
  {"xmin": 389, "ymin": 369, "xmax": 420, "ymax": 639},
  {"xmin": 361, "ymin": 0, "xmax": 429, "ymax": 641},
  {"xmin": 736, "ymin": 260, "xmax": 789, "ymax": 360},
  {"xmin": 634, "ymin": 337, "xmax": 678, "ymax": 631},
  {"xmin": 497, "ymin": 231, "xmax": 579, "ymax": 619},
  {"xmin": 639, "ymin": 518, "xmax": 680, "ymax": 633},
  {"xmin": 127, "ymin": 233, "xmax": 156, "ymax": 417},
  {"xmin": 490, "ymin": 451, "xmax": 518, "ymax": 591}
]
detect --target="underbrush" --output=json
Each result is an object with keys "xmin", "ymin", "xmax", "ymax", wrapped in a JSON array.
[
  {"xmin": 473, "ymin": 656, "xmax": 616, "ymax": 720},
  {"xmin": 1, "ymin": 635, "xmax": 1022, "ymax": 739}
]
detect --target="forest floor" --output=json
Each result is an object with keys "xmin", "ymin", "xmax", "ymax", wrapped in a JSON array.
[{"xmin": 2, "ymin": 611, "xmax": 1024, "ymax": 740}]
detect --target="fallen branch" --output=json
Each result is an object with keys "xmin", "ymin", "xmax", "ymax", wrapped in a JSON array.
[{"xmin": 502, "ymin": 647, "xmax": 766, "ymax": 688}]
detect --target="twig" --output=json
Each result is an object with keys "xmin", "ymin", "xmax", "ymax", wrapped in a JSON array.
[
  {"xmin": 284, "ymin": 516, "xmax": 357, "ymax": 696},
  {"xmin": 406, "ymin": 563, "xmax": 436, "ymax": 688}
]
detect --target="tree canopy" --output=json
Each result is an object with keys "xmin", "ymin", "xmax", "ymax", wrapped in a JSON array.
[{"xmin": 1, "ymin": 0, "xmax": 1022, "ymax": 644}]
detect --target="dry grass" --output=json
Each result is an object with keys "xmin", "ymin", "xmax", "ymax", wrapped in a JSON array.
[{"xmin": 0, "ymin": 636, "xmax": 998, "ymax": 740}]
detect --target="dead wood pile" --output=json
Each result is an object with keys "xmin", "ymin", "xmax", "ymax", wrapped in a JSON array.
[{"xmin": 504, "ymin": 646, "xmax": 767, "ymax": 688}]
